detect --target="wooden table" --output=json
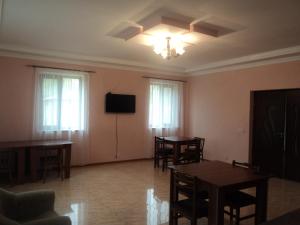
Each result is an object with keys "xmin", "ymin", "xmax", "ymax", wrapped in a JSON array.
[
  {"xmin": 162, "ymin": 136, "xmax": 196, "ymax": 164},
  {"xmin": 170, "ymin": 161, "xmax": 269, "ymax": 225},
  {"xmin": 0, "ymin": 140, "xmax": 72, "ymax": 183}
]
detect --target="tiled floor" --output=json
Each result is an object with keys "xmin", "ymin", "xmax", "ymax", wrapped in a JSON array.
[{"xmin": 5, "ymin": 160, "xmax": 300, "ymax": 225}]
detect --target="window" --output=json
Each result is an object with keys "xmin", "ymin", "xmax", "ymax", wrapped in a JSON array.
[
  {"xmin": 148, "ymin": 79, "xmax": 182, "ymax": 129},
  {"xmin": 35, "ymin": 69, "xmax": 88, "ymax": 131}
]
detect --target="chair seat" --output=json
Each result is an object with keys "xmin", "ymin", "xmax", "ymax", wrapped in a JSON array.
[
  {"xmin": 225, "ymin": 190, "xmax": 256, "ymax": 208},
  {"xmin": 17, "ymin": 211, "xmax": 58, "ymax": 224},
  {"xmin": 175, "ymin": 199, "xmax": 208, "ymax": 218}
]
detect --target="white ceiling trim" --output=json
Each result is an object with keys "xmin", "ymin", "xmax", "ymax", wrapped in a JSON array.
[
  {"xmin": 188, "ymin": 55, "xmax": 300, "ymax": 76},
  {"xmin": 187, "ymin": 45, "xmax": 300, "ymax": 76},
  {"xmin": 0, "ymin": 43, "xmax": 299, "ymax": 77},
  {"xmin": 0, "ymin": 44, "xmax": 185, "ymax": 76}
]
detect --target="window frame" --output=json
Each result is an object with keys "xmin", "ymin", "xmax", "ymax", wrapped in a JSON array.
[
  {"xmin": 148, "ymin": 80, "xmax": 181, "ymax": 129},
  {"xmin": 35, "ymin": 69, "xmax": 87, "ymax": 132}
]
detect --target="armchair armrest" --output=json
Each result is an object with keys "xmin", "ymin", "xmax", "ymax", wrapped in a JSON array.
[
  {"xmin": 0, "ymin": 188, "xmax": 17, "ymax": 220},
  {"xmin": 0, "ymin": 215, "xmax": 19, "ymax": 225},
  {"xmin": 259, "ymin": 208, "xmax": 300, "ymax": 225},
  {"xmin": 15, "ymin": 190, "xmax": 55, "ymax": 220},
  {"xmin": 23, "ymin": 216, "xmax": 71, "ymax": 225}
]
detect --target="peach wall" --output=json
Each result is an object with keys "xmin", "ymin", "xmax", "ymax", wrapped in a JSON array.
[
  {"xmin": 0, "ymin": 56, "xmax": 186, "ymax": 165},
  {"xmin": 187, "ymin": 61, "xmax": 300, "ymax": 163}
]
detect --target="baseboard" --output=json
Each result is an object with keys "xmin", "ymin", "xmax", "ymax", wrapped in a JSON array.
[{"xmin": 71, "ymin": 157, "xmax": 153, "ymax": 168}]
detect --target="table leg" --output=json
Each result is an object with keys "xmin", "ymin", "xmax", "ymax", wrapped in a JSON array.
[
  {"xmin": 169, "ymin": 169, "xmax": 174, "ymax": 225},
  {"xmin": 64, "ymin": 144, "xmax": 71, "ymax": 178},
  {"xmin": 255, "ymin": 180, "xmax": 268, "ymax": 224},
  {"xmin": 173, "ymin": 143, "xmax": 180, "ymax": 165},
  {"xmin": 208, "ymin": 187, "xmax": 224, "ymax": 225},
  {"xmin": 30, "ymin": 147, "xmax": 38, "ymax": 181},
  {"xmin": 17, "ymin": 149, "xmax": 25, "ymax": 184}
]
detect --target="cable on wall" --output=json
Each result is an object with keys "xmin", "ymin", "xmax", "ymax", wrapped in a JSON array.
[
  {"xmin": 115, "ymin": 113, "xmax": 118, "ymax": 159},
  {"xmin": 0, "ymin": 0, "xmax": 3, "ymax": 26}
]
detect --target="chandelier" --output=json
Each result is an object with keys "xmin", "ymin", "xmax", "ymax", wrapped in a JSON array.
[
  {"xmin": 109, "ymin": 9, "xmax": 227, "ymax": 60},
  {"xmin": 152, "ymin": 36, "xmax": 185, "ymax": 60}
]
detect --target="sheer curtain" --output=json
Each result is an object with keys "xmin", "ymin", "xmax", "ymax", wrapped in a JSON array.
[
  {"xmin": 33, "ymin": 68, "xmax": 90, "ymax": 166},
  {"xmin": 146, "ymin": 78, "xmax": 184, "ymax": 157}
]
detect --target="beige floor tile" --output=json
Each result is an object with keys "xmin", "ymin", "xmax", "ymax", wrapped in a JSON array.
[{"xmin": 5, "ymin": 160, "xmax": 300, "ymax": 225}]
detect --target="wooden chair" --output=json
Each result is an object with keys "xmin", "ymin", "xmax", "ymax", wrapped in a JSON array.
[
  {"xmin": 0, "ymin": 151, "xmax": 15, "ymax": 185},
  {"xmin": 224, "ymin": 160, "xmax": 259, "ymax": 225},
  {"xmin": 170, "ymin": 170, "xmax": 208, "ymax": 225},
  {"xmin": 39, "ymin": 148, "xmax": 64, "ymax": 183},
  {"xmin": 177, "ymin": 137, "xmax": 205, "ymax": 165},
  {"xmin": 154, "ymin": 136, "xmax": 173, "ymax": 171},
  {"xmin": 196, "ymin": 137, "xmax": 205, "ymax": 160}
]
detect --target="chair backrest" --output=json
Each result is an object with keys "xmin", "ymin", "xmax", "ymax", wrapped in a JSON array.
[
  {"xmin": 232, "ymin": 160, "xmax": 260, "ymax": 173},
  {"xmin": 177, "ymin": 137, "xmax": 205, "ymax": 164},
  {"xmin": 173, "ymin": 171, "xmax": 197, "ymax": 194},
  {"xmin": 172, "ymin": 170, "xmax": 198, "ymax": 215},
  {"xmin": 39, "ymin": 147, "xmax": 62, "ymax": 159},
  {"xmin": 155, "ymin": 136, "xmax": 165, "ymax": 152},
  {"xmin": 186, "ymin": 137, "xmax": 205, "ymax": 159},
  {"xmin": 0, "ymin": 151, "xmax": 11, "ymax": 169},
  {"xmin": 171, "ymin": 170, "xmax": 208, "ymax": 222},
  {"xmin": 193, "ymin": 137, "xmax": 205, "ymax": 150}
]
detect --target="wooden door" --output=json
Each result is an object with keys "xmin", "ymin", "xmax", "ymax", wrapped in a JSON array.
[
  {"xmin": 252, "ymin": 90, "xmax": 286, "ymax": 177},
  {"xmin": 285, "ymin": 90, "xmax": 300, "ymax": 181}
]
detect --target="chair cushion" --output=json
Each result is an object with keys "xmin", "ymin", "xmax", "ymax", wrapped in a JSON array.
[{"xmin": 225, "ymin": 190, "xmax": 256, "ymax": 208}]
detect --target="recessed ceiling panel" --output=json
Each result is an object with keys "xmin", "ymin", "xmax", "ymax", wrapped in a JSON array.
[{"xmin": 0, "ymin": 0, "xmax": 299, "ymax": 72}]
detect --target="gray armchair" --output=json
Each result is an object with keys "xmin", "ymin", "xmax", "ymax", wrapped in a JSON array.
[
  {"xmin": 0, "ymin": 188, "xmax": 71, "ymax": 225},
  {"xmin": 259, "ymin": 208, "xmax": 300, "ymax": 225}
]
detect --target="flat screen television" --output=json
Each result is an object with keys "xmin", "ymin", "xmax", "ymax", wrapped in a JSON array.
[{"xmin": 105, "ymin": 92, "xmax": 136, "ymax": 113}]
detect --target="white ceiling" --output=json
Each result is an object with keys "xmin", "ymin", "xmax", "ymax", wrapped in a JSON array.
[{"xmin": 0, "ymin": 0, "xmax": 300, "ymax": 75}]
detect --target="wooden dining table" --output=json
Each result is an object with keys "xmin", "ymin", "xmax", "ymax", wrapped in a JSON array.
[
  {"xmin": 160, "ymin": 136, "xmax": 197, "ymax": 164},
  {"xmin": 169, "ymin": 160, "xmax": 269, "ymax": 225},
  {"xmin": 0, "ymin": 140, "xmax": 72, "ymax": 183}
]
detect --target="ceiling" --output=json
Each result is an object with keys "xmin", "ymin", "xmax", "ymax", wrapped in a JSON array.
[{"xmin": 0, "ymin": 0, "xmax": 300, "ymax": 76}]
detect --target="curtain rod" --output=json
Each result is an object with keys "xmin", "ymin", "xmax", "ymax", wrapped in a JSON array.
[
  {"xmin": 26, "ymin": 65, "xmax": 95, "ymax": 73},
  {"xmin": 142, "ymin": 76, "xmax": 186, "ymax": 83}
]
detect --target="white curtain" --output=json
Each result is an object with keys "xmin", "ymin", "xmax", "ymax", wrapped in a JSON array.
[
  {"xmin": 146, "ymin": 79, "xmax": 184, "ymax": 157},
  {"xmin": 33, "ymin": 68, "xmax": 90, "ymax": 166}
]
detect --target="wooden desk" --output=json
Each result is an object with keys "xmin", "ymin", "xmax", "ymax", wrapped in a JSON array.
[
  {"xmin": 170, "ymin": 161, "xmax": 269, "ymax": 225},
  {"xmin": 0, "ymin": 140, "xmax": 72, "ymax": 183},
  {"xmin": 162, "ymin": 136, "xmax": 196, "ymax": 164}
]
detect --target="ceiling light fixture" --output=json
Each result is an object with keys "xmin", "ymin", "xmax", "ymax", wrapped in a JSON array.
[
  {"xmin": 110, "ymin": 10, "xmax": 227, "ymax": 60},
  {"xmin": 152, "ymin": 36, "xmax": 185, "ymax": 59}
]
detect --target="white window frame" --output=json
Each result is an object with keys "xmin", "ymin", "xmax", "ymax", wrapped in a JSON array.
[
  {"xmin": 148, "ymin": 79, "xmax": 182, "ymax": 129},
  {"xmin": 34, "ymin": 68, "xmax": 88, "ymax": 132}
]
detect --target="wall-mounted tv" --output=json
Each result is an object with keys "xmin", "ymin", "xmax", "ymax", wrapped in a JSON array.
[{"xmin": 105, "ymin": 92, "xmax": 136, "ymax": 113}]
